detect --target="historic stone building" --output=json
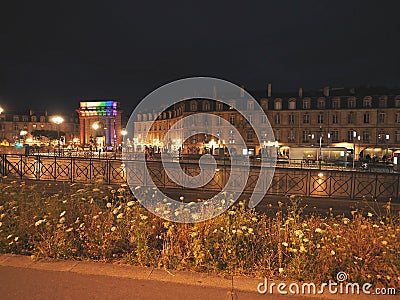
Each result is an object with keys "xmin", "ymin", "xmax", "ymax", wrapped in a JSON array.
[
  {"xmin": 0, "ymin": 109, "xmax": 79, "ymax": 145},
  {"xmin": 131, "ymin": 87, "xmax": 400, "ymax": 159}
]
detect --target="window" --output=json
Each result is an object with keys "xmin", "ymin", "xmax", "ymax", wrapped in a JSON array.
[
  {"xmin": 363, "ymin": 97, "xmax": 372, "ymax": 108},
  {"xmin": 395, "ymin": 96, "xmax": 400, "ymax": 108},
  {"xmin": 275, "ymin": 113, "xmax": 281, "ymax": 124},
  {"xmin": 216, "ymin": 102, "xmax": 223, "ymax": 111},
  {"xmin": 190, "ymin": 101, "xmax": 198, "ymax": 111},
  {"xmin": 275, "ymin": 130, "xmax": 280, "ymax": 141},
  {"xmin": 303, "ymin": 113, "xmax": 310, "ymax": 124},
  {"xmin": 229, "ymin": 130, "xmax": 235, "ymax": 144},
  {"xmin": 302, "ymin": 131, "xmax": 309, "ymax": 143},
  {"xmin": 288, "ymin": 130, "xmax": 295, "ymax": 143},
  {"xmin": 217, "ymin": 115, "xmax": 222, "ymax": 126},
  {"xmin": 247, "ymin": 100, "xmax": 254, "ymax": 111},
  {"xmin": 13, "ymin": 115, "xmax": 19, "ymax": 122},
  {"xmin": 331, "ymin": 130, "xmax": 338, "ymax": 142},
  {"xmin": 363, "ymin": 130, "xmax": 369, "ymax": 143},
  {"xmin": 203, "ymin": 101, "xmax": 210, "ymax": 111},
  {"xmin": 396, "ymin": 113, "xmax": 400, "ymax": 123},
  {"xmin": 378, "ymin": 112, "xmax": 386, "ymax": 123},
  {"xmin": 40, "ymin": 116, "xmax": 46, "ymax": 122},
  {"xmin": 13, "ymin": 124, "xmax": 19, "ymax": 131},
  {"xmin": 274, "ymin": 99, "xmax": 282, "ymax": 110},
  {"xmin": 395, "ymin": 131, "xmax": 400, "ymax": 143},
  {"xmin": 229, "ymin": 114, "xmax": 235, "ymax": 125},
  {"xmin": 347, "ymin": 112, "xmax": 354, "ymax": 124},
  {"xmin": 377, "ymin": 131, "xmax": 386, "ymax": 144},
  {"xmin": 348, "ymin": 97, "xmax": 356, "ymax": 108},
  {"xmin": 261, "ymin": 115, "xmax": 267, "ymax": 124},
  {"xmin": 332, "ymin": 98, "xmax": 340, "ymax": 109},
  {"xmin": 347, "ymin": 130, "xmax": 355, "ymax": 142},
  {"xmin": 302, "ymin": 98, "xmax": 311, "ymax": 109},
  {"xmin": 31, "ymin": 116, "xmax": 37, "ymax": 122},
  {"xmin": 332, "ymin": 113, "xmax": 338, "ymax": 124},
  {"xmin": 288, "ymin": 114, "xmax": 295, "ymax": 125},
  {"xmin": 204, "ymin": 115, "xmax": 209, "ymax": 126},
  {"xmin": 248, "ymin": 114, "xmax": 253, "ymax": 123},
  {"xmin": 364, "ymin": 113, "xmax": 370, "ymax": 123},
  {"xmin": 288, "ymin": 99, "xmax": 296, "ymax": 110},
  {"xmin": 22, "ymin": 116, "xmax": 28, "ymax": 122},
  {"xmin": 317, "ymin": 113, "xmax": 324, "ymax": 124},
  {"xmin": 378, "ymin": 96, "xmax": 387, "ymax": 108},
  {"xmin": 317, "ymin": 98, "xmax": 326, "ymax": 109},
  {"xmin": 247, "ymin": 130, "xmax": 254, "ymax": 142},
  {"xmin": 260, "ymin": 99, "xmax": 268, "ymax": 111}
]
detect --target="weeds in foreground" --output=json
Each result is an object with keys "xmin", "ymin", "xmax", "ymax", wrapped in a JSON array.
[{"xmin": 0, "ymin": 180, "xmax": 398, "ymax": 288}]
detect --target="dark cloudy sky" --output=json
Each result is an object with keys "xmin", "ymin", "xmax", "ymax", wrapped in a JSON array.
[{"xmin": 0, "ymin": 1, "xmax": 399, "ymax": 115}]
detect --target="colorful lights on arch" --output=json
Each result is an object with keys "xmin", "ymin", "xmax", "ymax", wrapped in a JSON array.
[{"xmin": 78, "ymin": 101, "xmax": 119, "ymax": 117}]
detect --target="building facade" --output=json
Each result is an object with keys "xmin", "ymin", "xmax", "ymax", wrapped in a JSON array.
[
  {"xmin": 0, "ymin": 109, "xmax": 79, "ymax": 146},
  {"xmin": 131, "ymin": 88, "xmax": 400, "ymax": 160}
]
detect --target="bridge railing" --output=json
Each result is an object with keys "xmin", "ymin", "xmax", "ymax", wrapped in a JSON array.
[{"xmin": 0, "ymin": 154, "xmax": 398, "ymax": 202}]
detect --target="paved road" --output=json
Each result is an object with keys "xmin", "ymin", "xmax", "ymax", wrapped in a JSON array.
[{"xmin": 0, "ymin": 265, "xmax": 309, "ymax": 300}]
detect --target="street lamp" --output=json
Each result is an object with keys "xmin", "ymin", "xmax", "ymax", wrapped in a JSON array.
[
  {"xmin": 92, "ymin": 123, "xmax": 100, "ymax": 151},
  {"xmin": 51, "ymin": 116, "xmax": 64, "ymax": 155},
  {"xmin": 121, "ymin": 129, "xmax": 127, "ymax": 152},
  {"xmin": 352, "ymin": 130, "xmax": 357, "ymax": 169},
  {"xmin": 0, "ymin": 106, "xmax": 3, "ymax": 115},
  {"xmin": 385, "ymin": 134, "xmax": 390, "ymax": 161}
]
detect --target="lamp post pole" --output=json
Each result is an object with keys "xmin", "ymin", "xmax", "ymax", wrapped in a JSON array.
[
  {"xmin": 51, "ymin": 116, "xmax": 64, "ymax": 156},
  {"xmin": 385, "ymin": 134, "xmax": 390, "ymax": 162},
  {"xmin": 352, "ymin": 130, "xmax": 357, "ymax": 169}
]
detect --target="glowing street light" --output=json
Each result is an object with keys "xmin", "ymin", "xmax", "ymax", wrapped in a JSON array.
[
  {"xmin": 51, "ymin": 116, "xmax": 64, "ymax": 153},
  {"xmin": 92, "ymin": 123, "xmax": 100, "ymax": 131},
  {"xmin": 121, "ymin": 129, "xmax": 128, "ymax": 136},
  {"xmin": 0, "ymin": 106, "xmax": 3, "ymax": 114}
]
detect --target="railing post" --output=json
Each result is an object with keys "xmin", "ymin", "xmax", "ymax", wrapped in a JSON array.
[
  {"xmin": 20, "ymin": 155, "xmax": 23, "ymax": 179},
  {"xmin": 107, "ymin": 159, "xmax": 111, "ymax": 184},
  {"xmin": 54, "ymin": 156, "xmax": 57, "ymax": 181},
  {"xmin": 70, "ymin": 156, "xmax": 74, "ymax": 183}
]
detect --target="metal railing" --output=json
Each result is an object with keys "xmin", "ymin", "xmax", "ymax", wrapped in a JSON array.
[{"xmin": 0, "ymin": 154, "xmax": 398, "ymax": 202}]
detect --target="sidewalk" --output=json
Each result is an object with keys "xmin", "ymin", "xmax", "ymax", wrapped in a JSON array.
[{"xmin": 0, "ymin": 254, "xmax": 396, "ymax": 299}]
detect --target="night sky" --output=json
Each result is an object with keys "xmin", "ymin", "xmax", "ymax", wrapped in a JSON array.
[{"xmin": 0, "ymin": 1, "xmax": 399, "ymax": 115}]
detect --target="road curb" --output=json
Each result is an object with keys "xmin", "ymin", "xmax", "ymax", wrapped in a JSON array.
[{"xmin": 1, "ymin": 254, "xmax": 392, "ymax": 299}]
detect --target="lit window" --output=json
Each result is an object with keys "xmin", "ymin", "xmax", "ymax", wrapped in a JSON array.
[
  {"xmin": 363, "ymin": 97, "xmax": 372, "ymax": 108},
  {"xmin": 288, "ymin": 114, "xmax": 295, "ymax": 124},
  {"xmin": 317, "ymin": 113, "xmax": 324, "ymax": 124},
  {"xmin": 288, "ymin": 99, "xmax": 296, "ymax": 110},
  {"xmin": 348, "ymin": 97, "xmax": 356, "ymax": 109},
  {"xmin": 302, "ymin": 98, "xmax": 311, "ymax": 109},
  {"xmin": 303, "ymin": 113, "xmax": 310, "ymax": 124},
  {"xmin": 274, "ymin": 99, "xmax": 282, "ymax": 110}
]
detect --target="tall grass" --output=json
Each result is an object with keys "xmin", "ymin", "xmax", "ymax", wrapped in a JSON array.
[{"xmin": 0, "ymin": 179, "xmax": 398, "ymax": 288}]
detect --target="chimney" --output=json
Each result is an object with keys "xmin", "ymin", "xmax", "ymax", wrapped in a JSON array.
[
  {"xmin": 298, "ymin": 87, "xmax": 303, "ymax": 98},
  {"xmin": 267, "ymin": 83, "xmax": 272, "ymax": 97},
  {"xmin": 240, "ymin": 85, "xmax": 245, "ymax": 97},
  {"xmin": 323, "ymin": 86, "xmax": 330, "ymax": 97}
]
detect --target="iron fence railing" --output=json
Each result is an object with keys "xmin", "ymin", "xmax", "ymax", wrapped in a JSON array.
[{"xmin": 0, "ymin": 154, "xmax": 398, "ymax": 202}]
